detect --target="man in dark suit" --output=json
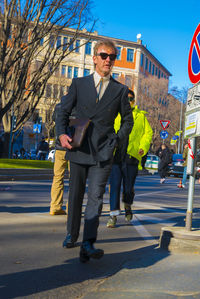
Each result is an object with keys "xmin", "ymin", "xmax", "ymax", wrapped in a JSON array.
[{"xmin": 57, "ymin": 39, "xmax": 133, "ymax": 262}]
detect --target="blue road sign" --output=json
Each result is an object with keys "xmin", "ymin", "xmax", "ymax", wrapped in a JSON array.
[
  {"xmin": 160, "ymin": 130, "xmax": 168, "ymax": 139},
  {"xmin": 33, "ymin": 124, "xmax": 41, "ymax": 133}
]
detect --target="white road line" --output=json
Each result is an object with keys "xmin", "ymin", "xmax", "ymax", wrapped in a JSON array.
[{"xmin": 130, "ymin": 215, "xmax": 157, "ymax": 244}]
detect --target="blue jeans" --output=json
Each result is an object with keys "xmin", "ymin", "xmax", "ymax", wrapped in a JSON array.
[
  {"xmin": 182, "ymin": 166, "xmax": 187, "ymax": 185},
  {"xmin": 109, "ymin": 162, "xmax": 138, "ymax": 215}
]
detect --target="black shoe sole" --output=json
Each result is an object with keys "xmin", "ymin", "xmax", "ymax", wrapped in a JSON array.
[
  {"xmin": 79, "ymin": 249, "xmax": 104, "ymax": 263},
  {"xmin": 63, "ymin": 241, "xmax": 76, "ymax": 248}
]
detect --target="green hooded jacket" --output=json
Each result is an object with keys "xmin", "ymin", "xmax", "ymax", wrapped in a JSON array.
[{"xmin": 114, "ymin": 106, "xmax": 153, "ymax": 170}]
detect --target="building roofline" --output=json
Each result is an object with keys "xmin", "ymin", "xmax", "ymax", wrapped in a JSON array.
[{"xmin": 58, "ymin": 27, "xmax": 172, "ymax": 77}]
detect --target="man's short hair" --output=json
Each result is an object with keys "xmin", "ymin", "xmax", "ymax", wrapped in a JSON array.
[
  {"xmin": 94, "ymin": 39, "xmax": 117, "ymax": 56},
  {"xmin": 128, "ymin": 89, "xmax": 135, "ymax": 100}
]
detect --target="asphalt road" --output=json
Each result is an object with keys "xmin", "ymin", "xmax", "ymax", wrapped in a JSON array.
[{"xmin": 1, "ymin": 174, "xmax": 200, "ymax": 299}]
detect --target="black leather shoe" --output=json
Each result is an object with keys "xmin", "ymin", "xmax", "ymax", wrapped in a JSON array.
[
  {"xmin": 63, "ymin": 234, "xmax": 76, "ymax": 248},
  {"xmin": 79, "ymin": 241, "xmax": 104, "ymax": 263}
]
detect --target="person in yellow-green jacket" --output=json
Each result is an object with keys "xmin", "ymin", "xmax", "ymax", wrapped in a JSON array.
[{"xmin": 107, "ymin": 89, "xmax": 153, "ymax": 228}]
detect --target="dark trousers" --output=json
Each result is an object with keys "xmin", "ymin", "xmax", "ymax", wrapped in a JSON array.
[
  {"xmin": 67, "ymin": 161, "xmax": 112, "ymax": 243},
  {"xmin": 158, "ymin": 161, "xmax": 169, "ymax": 178},
  {"xmin": 109, "ymin": 162, "xmax": 138, "ymax": 212}
]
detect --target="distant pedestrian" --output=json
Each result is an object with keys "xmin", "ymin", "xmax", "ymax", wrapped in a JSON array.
[
  {"xmin": 178, "ymin": 143, "xmax": 188, "ymax": 188},
  {"xmin": 157, "ymin": 144, "xmax": 172, "ymax": 184},
  {"xmin": 37, "ymin": 136, "xmax": 49, "ymax": 160}
]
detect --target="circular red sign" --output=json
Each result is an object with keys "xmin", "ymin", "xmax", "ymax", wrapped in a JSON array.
[{"xmin": 188, "ymin": 23, "xmax": 200, "ymax": 84}]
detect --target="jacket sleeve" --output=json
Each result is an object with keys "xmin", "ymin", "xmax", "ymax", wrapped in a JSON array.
[
  {"xmin": 56, "ymin": 79, "xmax": 77, "ymax": 137},
  {"xmin": 139, "ymin": 116, "xmax": 153, "ymax": 156},
  {"xmin": 116, "ymin": 87, "xmax": 133, "ymax": 141}
]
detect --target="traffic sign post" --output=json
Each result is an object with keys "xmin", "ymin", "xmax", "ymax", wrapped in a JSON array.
[{"xmin": 185, "ymin": 23, "xmax": 200, "ymax": 231}]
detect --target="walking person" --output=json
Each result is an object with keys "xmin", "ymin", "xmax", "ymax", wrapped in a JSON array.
[
  {"xmin": 157, "ymin": 144, "xmax": 172, "ymax": 184},
  {"xmin": 107, "ymin": 89, "xmax": 153, "ymax": 228},
  {"xmin": 56, "ymin": 39, "xmax": 133, "ymax": 262},
  {"xmin": 50, "ymin": 104, "xmax": 68, "ymax": 215},
  {"xmin": 36, "ymin": 136, "xmax": 49, "ymax": 160},
  {"xmin": 178, "ymin": 143, "xmax": 188, "ymax": 188}
]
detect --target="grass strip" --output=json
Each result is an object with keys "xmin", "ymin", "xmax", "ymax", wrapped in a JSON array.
[{"xmin": 0, "ymin": 159, "xmax": 54, "ymax": 169}]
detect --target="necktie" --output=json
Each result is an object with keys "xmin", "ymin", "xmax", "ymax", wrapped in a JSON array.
[{"xmin": 96, "ymin": 78, "xmax": 103, "ymax": 103}]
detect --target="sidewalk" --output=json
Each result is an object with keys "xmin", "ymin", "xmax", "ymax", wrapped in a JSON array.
[{"xmin": 82, "ymin": 245, "xmax": 200, "ymax": 299}]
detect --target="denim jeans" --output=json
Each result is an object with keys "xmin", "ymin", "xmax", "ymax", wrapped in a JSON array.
[
  {"xmin": 109, "ymin": 162, "xmax": 138, "ymax": 215},
  {"xmin": 182, "ymin": 166, "xmax": 187, "ymax": 185}
]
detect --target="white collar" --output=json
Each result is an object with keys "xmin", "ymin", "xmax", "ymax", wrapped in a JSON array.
[{"xmin": 93, "ymin": 71, "xmax": 110, "ymax": 86}]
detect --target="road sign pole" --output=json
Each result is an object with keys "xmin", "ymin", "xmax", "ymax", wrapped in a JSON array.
[{"xmin": 185, "ymin": 137, "xmax": 197, "ymax": 231}]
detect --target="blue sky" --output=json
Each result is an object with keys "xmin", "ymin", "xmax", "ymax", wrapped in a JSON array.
[{"xmin": 92, "ymin": 0, "xmax": 200, "ymax": 91}]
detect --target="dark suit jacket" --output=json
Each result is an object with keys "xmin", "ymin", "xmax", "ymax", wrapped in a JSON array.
[{"xmin": 56, "ymin": 74, "xmax": 133, "ymax": 164}]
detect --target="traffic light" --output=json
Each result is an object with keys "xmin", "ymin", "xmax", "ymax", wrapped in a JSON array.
[{"xmin": 13, "ymin": 116, "xmax": 17, "ymax": 129}]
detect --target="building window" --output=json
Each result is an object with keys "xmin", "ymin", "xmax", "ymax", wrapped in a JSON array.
[
  {"xmin": 61, "ymin": 65, "xmax": 66, "ymax": 76},
  {"xmin": 46, "ymin": 84, "xmax": 52, "ymax": 98},
  {"xmin": 127, "ymin": 49, "xmax": 134, "ymax": 62},
  {"xmin": 69, "ymin": 38, "xmax": 73, "ymax": 51},
  {"xmin": 149, "ymin": 61, "xmax": 152, "ymax": 73},
  {"xmin": 155, "ymin": 67, "xmax": 158, "ymax": 76},
  {"xmin": 49, "ymin": 35, "xmax": 54, "ymax": 48},
  {"xmin": 63, "ymin": 36, "xmax": 68, "ymax": 51},
  {"xmin": 112, "ymin": 73, "xmax": 119, "ymax": 80},
  {"xmin": 74, "ymin": 67, "xmax": 79, "ymax": 78},
  {"xmin": 152, "ymin": 64, "xmax": 155, "ymax": 75},
  {"xmin": 53, "ymin": 84, "xmax": 58, "ymax": 98},
  {"xmin": 145, "ymin": 58, "xmax": 148, "ymax": 70},
  {"xmin": 140, "ymin": 53, "xmax": 144, "ymax": 66},
  {"xmin": 56, "ymin": 36, "xmax": 61, "ymax": 49},
  {"xmin": 67, "ymin": 66, "xmax": 72, "ymax": 78},
  {"xmin": 75, "ymin": 40, "xmax": 80, "ymax": 53},
  {"xmin": 158, "ymin": 70, "xmax": 161, "ymax": 78},
  {"xmin": 40, "ymin": 38, "xmax": 44, "ymax": 46},
  {"xmin": 116, "ymin": 47, "xmax": 121, "ymax": 60},
  {"xmin": 84, "ymin": 68, "xmax": 90, "ymax": 76},
  {"xmin": 85, "ymin": 42, "xmax": 92, "ymax": 55},
  {"xmin": 54, "ymin": 66, "xmax": 60, "ymax": 76},
  {"xmin": 60, "ymin": 86, "xmax": 65, "ymax": 98}
]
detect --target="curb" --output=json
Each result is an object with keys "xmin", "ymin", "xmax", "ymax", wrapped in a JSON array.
[{"xmin": 159, "ymin": 226, "xmax": 200, "ymax": 254}]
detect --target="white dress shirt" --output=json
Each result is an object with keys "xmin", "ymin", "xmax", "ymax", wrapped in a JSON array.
[{"xmin": 93, "ymin": 71, "xmax": 110, "ymax": 100}]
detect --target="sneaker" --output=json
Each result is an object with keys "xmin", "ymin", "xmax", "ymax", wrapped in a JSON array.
[
  {"xmin": 160, "ymin": 178, "xmax": 165, "ymax": 184},
  {"xmin": 107, "ymin": 216, "xmax": 117, "ymax": 228},
  {"xmin": 50, "ymin": 209, "xmax": 66, "ymax": 215},
  {"xmin": 124, "ymin": 203, "xmax": 133, "ymax": 222},
  {"xmin": 182, "ymin": 184, "xmax": 186, "ymax": 188}
]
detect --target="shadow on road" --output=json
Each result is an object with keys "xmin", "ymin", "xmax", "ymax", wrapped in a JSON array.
[{"xmin": 0, "ymin": 244, "xmax": 170, "ymax": 299}]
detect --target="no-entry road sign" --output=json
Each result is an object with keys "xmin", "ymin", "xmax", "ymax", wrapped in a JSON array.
[{"xmin": 188, "ymin": 23, "xmax": 200, "ymax": 84}]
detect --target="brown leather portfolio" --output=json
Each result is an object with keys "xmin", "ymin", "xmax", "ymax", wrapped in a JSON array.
[{"xmin": 69, "ymin": 118, "xmax": 91, "ymax": 148}]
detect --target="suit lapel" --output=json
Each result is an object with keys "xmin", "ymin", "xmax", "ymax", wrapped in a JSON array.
[{"xmin": 93, "ymin": 77, "xmax": 121, "ymax": 115}]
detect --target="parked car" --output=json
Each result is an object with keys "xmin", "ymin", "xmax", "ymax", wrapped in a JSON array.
[
  {"xmin": 167, "ymin": 154, "xmax": 184, "ymax": 177},
  {"xmin": 48, "ymin": 149, "xmax": 55, "ymax": 162},
  {"xmin": 145, "ymin": 154, "xmax": 159, "ymax": 169}
]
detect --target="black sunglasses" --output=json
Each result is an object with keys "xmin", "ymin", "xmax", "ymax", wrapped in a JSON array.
[
  {"xmin": 128, "ymin": 96, "xmax": 134, "ymax": 102},
  {"xmin": 97, "ymin": 52, "xmax": 117, "ymax": 61}
]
